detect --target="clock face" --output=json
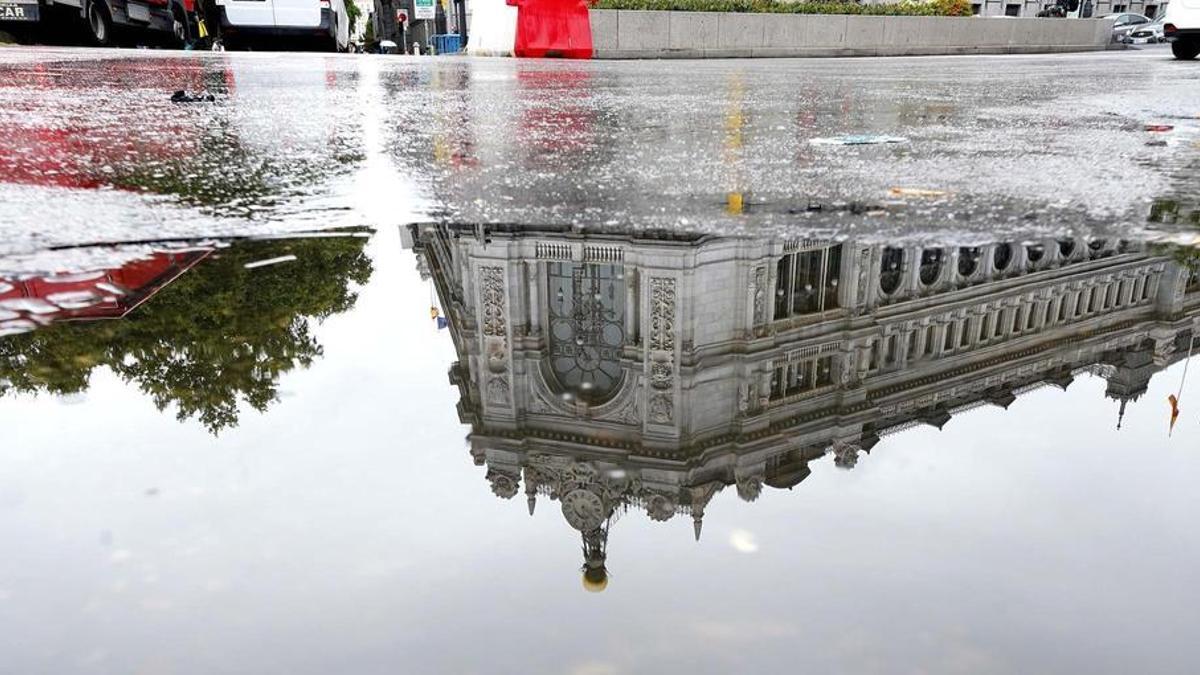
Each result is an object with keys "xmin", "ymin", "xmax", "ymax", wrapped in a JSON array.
[
  {"xmin": 547, "ymin": 263, "xmax": 625, "ymax": 402},
  {"xmin": 561, "ymin": 489, "xmax": 605, "ymax": 531}
]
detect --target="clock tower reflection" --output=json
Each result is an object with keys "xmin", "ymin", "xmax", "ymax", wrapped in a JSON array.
[{"xmin": 405, "ymin": 224, "xmax": 1200, "ymax": 590}]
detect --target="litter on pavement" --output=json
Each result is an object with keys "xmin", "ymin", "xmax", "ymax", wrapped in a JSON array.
[
  {"xmin": 243, "ymin": 255, "xmax": 298, "ymax": 270},
  {"xmin": 810, "ymin": 135, "xmax": 908, "ymax": 146},
  {"xmin": 171, "ymin": 90, "xmax": 216, "ymax": 103},
  {"xmin": 888, "ymin": 187, "xmax": 949, "ymax": 198}
]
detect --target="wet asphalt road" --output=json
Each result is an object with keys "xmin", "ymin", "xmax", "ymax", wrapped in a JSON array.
[{"xmin": 0, "ymin": 46, "xmax": 1198, "ymax": 270}]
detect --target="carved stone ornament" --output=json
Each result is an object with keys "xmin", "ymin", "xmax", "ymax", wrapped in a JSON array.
[
  {"xmin": 828, "ymin": 440, "xmax": 862, "ymax": 470},
  {"xmin": 527, "ymin": 390, "xmax": 554, "ymax": 415},
  {"xmin": 650, "ymin": 360, "xmax": 673, "ymax": 390},
  {"xmin": 856, "ymin": 247, "xmax": 871, "ymax": 308},
  {"xmin": 597, "ymin": 391, "xmax": 642, "ymax": 427},
  {"xmin": 649, "ymin": 277, "xmax": 677, "ymax": 352},
  {"xmin": 735, "ymin": 475, "xmax": 763, "ymax": 502},
  {"xmin": 487, "ymin": 471, "xmax": 519, "ymax": 499},
  {"xmin": 645, "ymin": 493, "xmax": 677, "ymax": 522},
  {"xmin": 480, "ymin": 266, "xmax": 507, "ymax": 338},
  {"xmin": 648, "ymin": 393, "xmax": 673, "ymax": 424},
  {"xmin": 751, "ymin": 265, "xmax": 766, "ymax": 326},
  {"xmin": 487, "ymin": 375, "xmax": 511, "ymax": 406}
]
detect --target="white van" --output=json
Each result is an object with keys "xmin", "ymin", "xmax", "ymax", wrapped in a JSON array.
[
  {"xmin": 1164, "ymin": 0, "xmax": 1200, "ymax": 59},
  {"xmin": 213, "ymin": 0, "xmax": 349, "ymax": 51}
]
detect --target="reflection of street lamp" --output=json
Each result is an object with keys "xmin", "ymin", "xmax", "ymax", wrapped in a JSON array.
[{"xmin": 395, "ymin": 8, "xmax": 407, "ymax": 49}]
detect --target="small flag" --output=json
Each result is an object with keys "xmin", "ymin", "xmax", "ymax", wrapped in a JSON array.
[
  {"xmin": 1168, "ymin": 394, "xmax": 1180, "ymax": 435},
  {"xmin": 436, "ymin": 316, "xmax": 448, "ymax": 330}
]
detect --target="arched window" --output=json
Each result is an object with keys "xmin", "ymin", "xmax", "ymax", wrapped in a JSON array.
[
  {"xmin": 993, "ymin": 243, "xmax": 1013, "ymax": 272},
  {"xmin": 1058, "ymin": 239, "xmax": 1076, "ymax": 259},
  {"xmin": 1088, "ymin": 239, "xmax": 1108, "ymax": 259},
  {"xmin": 880, "ymin": 248, "xmax": 904, "ymax": 295},
  {"xmin": 1026, "ymin": 244, "xmax": 1045, "ymax": 266},
  {"xmin": 919, "ymin": 249, "xmax": 943, "ymax": 286},
  {"xmin": 957, "ymin": 247, "xmax": 980, "ymax": 279},
  {"xmin": 547, "ymin": 262, "xmax": 625, "ymax": 404}
]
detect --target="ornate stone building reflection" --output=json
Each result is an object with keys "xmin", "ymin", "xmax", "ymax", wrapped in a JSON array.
[{"xmin": 404, "ymin": 225, "xmax": 1200, "ymax": 590}]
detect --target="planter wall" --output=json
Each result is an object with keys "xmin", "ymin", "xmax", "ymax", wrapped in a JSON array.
[{"xmin": 588, "ymin": 11, "xmax": 1116, "ymax": 58}]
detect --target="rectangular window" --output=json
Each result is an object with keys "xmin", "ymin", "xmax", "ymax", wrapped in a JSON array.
[
  {"xmin": 907, "ymin": 329, "xmax": 920, "ymax": 360},
  {"xmin": 792, "ymin": 249, "xmax": 822, "ymax": 315},
  {"xmin": 1011, "ymin": 309, "xmax": 1021, "ymax": 334},
  {"xmin": 775, "ymin": 256, "xmax": 792, "ymax": 319},
  {"xmin": 1088, "ymin": 288, "xmax": 1097, "ymax": 313},
  {"xmin": 773, "ymin": 244, "xmax": 843, "ymax": 320},
  {"xmin": 960, "ymin": 320, "xmax": 970, "ymax": 348},
  {"xmin": 886, "ymin": 334, "xmax": 897, "ymax": 365},
  {"xmin": 1004, "ymin": 3, "xmax": 1020, "ymax": 16},
  {"xmin": 815, "ymin": 356, "xmax": 834, "ymax": 387},
  {"xmin": 971, "ymin": 3, "xmax": 981, "ymax": 14},
  {"xmin": 925, "ymin": 326, "xmax": 936, "ymax": 356},
  {"xmin": 979, "ymin": 316, "xmax": 989, "ymax": 342},
  {"xmin": 993, "ymin": 311, "xmax": 1003, "ymax": 338},
  {"xmin": 870, "ymin": 339, "xmax": 881, "ymax": 370},
  {"xmin": 1143, "ymin": 277, "xmax": 1153, "ymax": 301},
  {"xmin": 1042, "ymin": 302, "xmax": 1051, "ymax": 327},
  {"xmin": 944, "ymin": 322, "xmax": 956, "ymax": 351},
  {"xmin": 1115, "ymin": 281, "xmax": 1126, "ymax": 307}
]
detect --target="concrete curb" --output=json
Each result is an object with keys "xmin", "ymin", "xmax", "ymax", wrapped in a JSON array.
[{"xmin": 589, "ymin": 11, "xmax": 1116, "ymax": 59}]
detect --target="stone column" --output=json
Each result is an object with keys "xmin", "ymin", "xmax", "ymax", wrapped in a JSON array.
[
  {"xmin": 526, "ymin": 261, "xmax": 541, "ymax": 337},
  {"xmin": 625, "ymin": 268, "xmax": 638, "ymax": 346}
]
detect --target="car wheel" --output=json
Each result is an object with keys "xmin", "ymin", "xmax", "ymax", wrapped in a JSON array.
[
  {"xmin": 1172, "ymin": 38, "xmax": 1200, "ymax": 60},
  {"xmin": 86, "ymin": 1, "xmax": 112, "ymax": 47}
]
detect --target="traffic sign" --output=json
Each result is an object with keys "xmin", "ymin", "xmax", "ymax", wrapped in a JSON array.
[{"xmin": 414, "ymin": 0, "xmax": 434, "ymax": 20}]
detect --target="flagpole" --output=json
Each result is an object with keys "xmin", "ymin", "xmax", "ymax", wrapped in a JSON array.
[
  {"xmin": 1171, "ymin": 332, "xmax": 1195, "ymax": 437},
  {"xmin": 1178, "ymin": 333, "xmax": 1195, "ymax": 401}
]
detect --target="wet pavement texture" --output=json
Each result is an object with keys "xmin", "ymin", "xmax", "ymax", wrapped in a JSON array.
[
  {"xmin": 1, "ymin": 48, "xmax": 1200, "ymax": 266},
  {"xmin": 1, "ymin": 47, "xmax": 1200, "ymax": 674}
]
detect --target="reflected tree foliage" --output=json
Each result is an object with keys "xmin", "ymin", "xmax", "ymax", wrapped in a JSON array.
[{"xmin": 0, "ymin": 236, "xmax": 372, "ymax": 433}]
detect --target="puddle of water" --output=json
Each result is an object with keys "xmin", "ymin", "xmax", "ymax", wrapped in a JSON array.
[
  {"xmin": 2, "ymin": 51, "xmax": 1200, "ymax": 675},
  {"xmin": 3, "ymin": 227, "xmax": 1200, "ymax": 673}
]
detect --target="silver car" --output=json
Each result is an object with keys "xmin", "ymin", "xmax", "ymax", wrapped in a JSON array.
[
  {"xmin": 1103, "ymin": 13, "xmax": 1153, "ymax": 41},
  {"xmin": 1126, "ymin": 16, "xmax": 1166, "ymax": 43}
]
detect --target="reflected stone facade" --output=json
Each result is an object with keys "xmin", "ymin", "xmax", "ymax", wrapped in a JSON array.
[{"xmin": 404, "ymin": 225, "xmax": 1200, "ymax": 588}]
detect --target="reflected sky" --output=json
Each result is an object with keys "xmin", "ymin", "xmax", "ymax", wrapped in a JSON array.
[{"xmin": 1, "ymin": 227, "xmax": 1198, "ymax": 674}]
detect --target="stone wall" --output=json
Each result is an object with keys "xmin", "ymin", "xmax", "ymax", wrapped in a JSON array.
[{"xmin": 588, "ymin": 12, "xmax": 1116, "ymax": 58}]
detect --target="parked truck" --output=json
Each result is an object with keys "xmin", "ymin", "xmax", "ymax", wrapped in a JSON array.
[{"xmin": 0, "ymin": 0, "xmax": 199, "ymax": 47}]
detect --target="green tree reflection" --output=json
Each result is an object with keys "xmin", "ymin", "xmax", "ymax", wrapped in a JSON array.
[{"xmin": 0, "ymin": 236, "xmax": 372, "ymax": 433}]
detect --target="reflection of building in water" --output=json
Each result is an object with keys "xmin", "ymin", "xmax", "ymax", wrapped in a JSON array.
[{"xmin": 404, "ymin": 225, "xmax": 1200, "ymax": 586}]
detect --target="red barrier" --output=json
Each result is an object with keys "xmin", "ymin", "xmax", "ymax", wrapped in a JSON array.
[{"xmin": 506, "ymin": 0, "xmax": 593, "ymax": 59}]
